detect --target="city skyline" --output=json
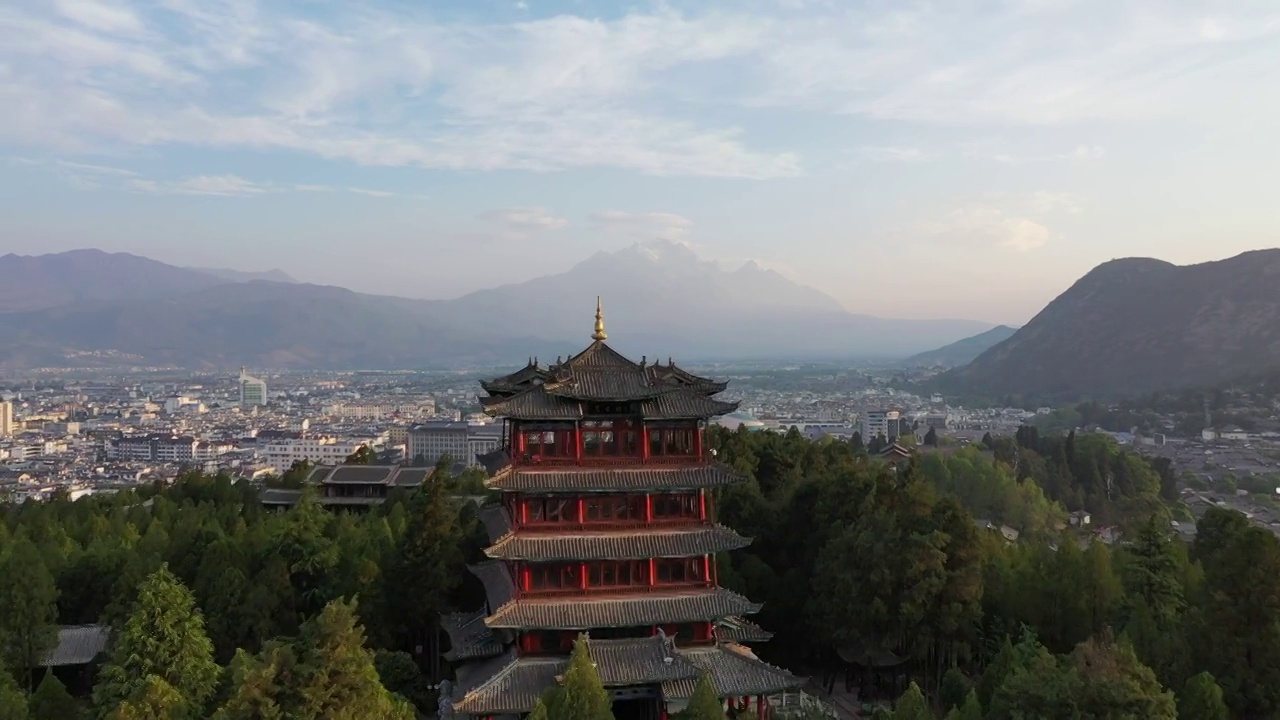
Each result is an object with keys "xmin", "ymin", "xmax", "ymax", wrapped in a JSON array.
[{"xmin": 3, "ymin": 0, "xmax": 1279, "ymax": 326}]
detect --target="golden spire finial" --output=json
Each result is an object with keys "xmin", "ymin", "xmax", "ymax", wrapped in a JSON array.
[{"xmin": 591, "ymin": 296, "xmax": 607, "ymax": 341}]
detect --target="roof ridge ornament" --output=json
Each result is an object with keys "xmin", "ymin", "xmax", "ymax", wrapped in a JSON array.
[{"xmin": 591, "ymin": 296, "xmax": 608, "ymax": 341}]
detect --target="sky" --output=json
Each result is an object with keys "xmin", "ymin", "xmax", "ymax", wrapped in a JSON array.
[{"xmin": 2, "ymin": 0, "xmax": 1279, "ymax": 326}]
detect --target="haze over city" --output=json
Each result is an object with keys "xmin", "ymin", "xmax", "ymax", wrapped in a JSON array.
[{"xmin": 3, "ymin": 0, "xmax": 1279, "ymax": 326}]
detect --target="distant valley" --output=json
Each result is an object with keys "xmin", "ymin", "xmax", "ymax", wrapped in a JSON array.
[{"xmin": 0, "ymin": 245, "xmax": 994, "ymax": 371}]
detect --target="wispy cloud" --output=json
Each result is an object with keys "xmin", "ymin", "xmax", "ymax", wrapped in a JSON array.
[
  {"xmin": 347, "ymin": 187, "xmax": 395, "ymax": 198},
  {"xmin": 1, "ymin": 1, "xmax": 1277, "ymax": 181},
  {"xmin": 917, "ymin": 205, "xmax": 1051, "ymax": 252},
  {"xmin": 993, "ymin": 145, "xmax": 1106, "ymax": 164},
  {"xmin": 856, "ymin": 146, "xmax": 931, "ymax": 162},
  {"xmin": 590, "ymin": 210, "xmax": 694, "ymax": 241},
  {"xmin": 129, "ymin": 174, "xmax": 270, "ymax": 196},
  {"xmin": 482, "ymin": 207, "xmax": 569, "ymax": 232}
]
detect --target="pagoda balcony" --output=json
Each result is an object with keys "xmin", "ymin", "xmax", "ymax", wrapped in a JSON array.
[{"xmin": 511, "ymin": 453, "xmax": 702, "ymax": 468}]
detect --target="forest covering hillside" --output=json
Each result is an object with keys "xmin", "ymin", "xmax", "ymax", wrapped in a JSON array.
[{"xmin": 0, "ymin": 430, "xmax": 1270, "ymax": 719}]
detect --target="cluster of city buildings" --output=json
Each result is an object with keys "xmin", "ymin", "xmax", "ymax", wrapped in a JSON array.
[{"xmin": 0, "ymin": 368, "xmax": 508, "ymax": 503}]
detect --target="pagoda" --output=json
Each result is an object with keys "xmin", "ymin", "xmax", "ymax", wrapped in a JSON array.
[{"xmin": 442, "ymin": 299, "xmax": 801, "ymax": 720}]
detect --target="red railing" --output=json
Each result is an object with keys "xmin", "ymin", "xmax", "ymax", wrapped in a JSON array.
[{"xmin": 513, "ymin": 454, "xmax": 703, "ymax": 468}]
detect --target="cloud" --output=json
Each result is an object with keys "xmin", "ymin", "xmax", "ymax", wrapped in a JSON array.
[
  {"xmin": 993, "ymin": 145, "xmax": 1105, "ymax": 164},
  {"xmin": 482, "ymin": 207, "xmax": 569, "ymax": 232},
  {"xmin": 856, "ymin": 146, "xmax": 931, "ymax": 162},
  {"xmin": 590, "ymin": 210, "xmax": 694, "ymax": 241},
  {"xmin": 2, "ymin": 0, "xmax": 1276, "ymax": 182},
  {"xmin": 346, "ymin": 187, "xmax": 395, "ymax": 197},
  {"xmin": 129, "ymin": 174, "xmax": 270, "ymax": 196},
  {"xmin": 914, "ymin": 199, "xmax": 1057, "ymax": 252}
]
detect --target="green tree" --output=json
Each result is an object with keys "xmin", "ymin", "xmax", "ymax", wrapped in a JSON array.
[
  {"xmin": 527, "ymin": 698, "xmax": 551, "ymax": 720},
  {"xmin": 924, "ymin": 426, "xmax": 938, "ymax": 447},
  {"xmin": 939, "ymin": 667, "xmax": 970, "ymax": 715},
  {"xmin": 675, "ymin": 674, "xmax": 725, "ymax": 720},
  {"xmin": 92, "ymin": 565, "xmax": 219, "ymax": 720},
  {"xmin": 1069, "ymin": 634, "xmax": 1176, "ymax": 720},
  {"xmin": 0, "ymin": 539, "xmax": 60, "ymax": 689},
  {"xmin": 30, "ymin": 671, "xmax": 80, "ymax": 720},
  {"xmin": 374, "ymin": 650, "xmax": 434, "ymax": 714},
  {"xmin": 344, "ymin": 445, "xmax": 377, "ymax": 465},
  {"xmin": 0, "ymin": 659, "xmax": 29, "ymax": 720},
  {"xmin": 380, "ymin": 473, "xmax": 462, "ymax": 677},
  {"xmin": 215, "ymin": 598, "xmax": 414, "ymax": 720},
  {"xmin": 104, "ymin": 676, "xmax": 187, "ymax": 720},
  {"xmin": 891, "ymin": 682, "xmax": 931, "ymax": 720},
  {"xmin": 1178, "ymin": 672, "xmax": 1229, "ymax": 720},
  {"xmin": 943, "ymin": 690, "xmax": 982, "ymax": 720},
  {"xmin": 544, "ymin": 634, "xmax": 613, "ymax": 720}
]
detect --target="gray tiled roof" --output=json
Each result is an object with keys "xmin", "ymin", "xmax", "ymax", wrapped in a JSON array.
[
  {"xmin": 469, "ymin": 562, "xmax": 518, "ymax": 610},
  {"xmin": 480, "ymin": 387, "xmax": 584, "ymax": 420},
  {"xmin": 325, "ymin": 466, "xmax": 396, "ymax": 484},
  {"xmin": 478, "ymin": 505, "xmax": 513, "ymax": 543},
  {"xmin": 260, "ymin": 488, "xmax": 303, "ymax": 506},
  {"xmin": 485, "ymin": 524, "xmax": 751, "ymax": 561},
  {"xmin": 716, "ymin": 616, "xmax": 774, "ymax": 643},
  {"xmin": 394, "ymin": 468, "xmax": 431, "ymax": 487},
  {"xmin": 43, "ymin": 625, "xmax": 109, "ymax": 667},
  {"xmin": 484, "ymin": 587, "xmax": 761, "ymax": 630},
  {"xmin": 663, "ymin": 645, "xmax": 804, "ymax": 699},
  {"xmin": 442, "ymin": 610, "xmax": 505, "ymax": 662},
  {"xmin": 485, "ymin": 464, "xmax": 745, "ymax": 493},
  {"xmin": 452, "ymin": 641, "xmax": 797, "ymax": 716},
  {"xmin": 639, "ymin": 391, "xmax": 739, "ymax": 420}
]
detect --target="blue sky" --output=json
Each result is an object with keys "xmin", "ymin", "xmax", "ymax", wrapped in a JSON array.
[{"xmin": 2, "ymin": 0, "xmax": 1279, "ymax": 325}]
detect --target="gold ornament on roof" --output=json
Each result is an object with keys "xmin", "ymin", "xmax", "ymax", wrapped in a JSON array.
[{"xmin": 592, "ymin": 296, "xmax": 607, "ymax": 341}]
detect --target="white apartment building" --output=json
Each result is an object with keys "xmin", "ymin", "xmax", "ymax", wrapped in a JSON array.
[
  {"xmin": 262, "ymin": 436, "xmax": 379, "ymax": 472},
  {"xmin": 862, "ymin": 409, "xmax": 901, "ymax": 442},
  {"xmin": 107, "ymin": 434, "xmax": 200, "ymax": 462},
  {"xmin": 239, "ymin": 369, "xmax": 267, "ymax": 408},
  {"xmin": 407, "ymin": 422, "xmax": 502, "ymax": 468}
]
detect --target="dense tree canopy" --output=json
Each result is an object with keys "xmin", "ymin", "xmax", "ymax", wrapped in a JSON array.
[{"xmin": 0, "ymin": 424, "xmax": 1275, "ymax": 718}]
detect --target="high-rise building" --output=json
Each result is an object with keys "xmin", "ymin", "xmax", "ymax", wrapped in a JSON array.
[
  {"xmin": 443, "ymin": 299, "xmax": 800, "ymax": 719},
  {"xmin": 862, "ymin": 408, "xmax": 900, "ymax": 442},
  {"xmin": 239, "ymin": 368, "xmax": 267, "ymax": 407},
  {"xmin": 0, "ymin": 401, "xmax": 12, "ymax": 437}
]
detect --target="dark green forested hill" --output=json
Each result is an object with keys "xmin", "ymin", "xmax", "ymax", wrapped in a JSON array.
[
  {"xmin": 0, "ymin": 430, "xmax": 1274, "ymax": 719},
  {"xmin": 944, "ymin": 249, "xmax": 1280, "ymax": 400}
]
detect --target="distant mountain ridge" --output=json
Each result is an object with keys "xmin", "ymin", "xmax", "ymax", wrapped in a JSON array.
[
  {"xmin": 0, "ymin": 243, "xmax": 994, "ymax": 370},
  {"xmin": 190, "ymin": 266, "xmax": 297, "ymax": 284},
  {"xmin": 907, "ymin": 325, "xmax": 1018, "ymax": 367},
  {"xmin": 945, "ymin": 250, "xmax": 1280, "ymax": 399}
]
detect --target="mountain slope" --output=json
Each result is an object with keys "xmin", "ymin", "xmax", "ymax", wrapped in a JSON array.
[
  {"xmin": 946, "ymin": 250, "xmax": 1280, "ymax": 399},
  {"xmin": 0, "ymin": 281, "xmax": 555, "ymax": 370},
  {"xmin": 434, "ymin": 240, "xmax": 992, "ymax": 358},
  {"xmin": 907, "ymin": 325, "xmax": 1018, "ymax": 367},
  {"xmin": 191, "ymin": 266, "xmax": 297, "ymax": 284},
  {"xmin": 0, "ymin": 249, "xmax": 229, "ymax": 312},
  {"xmin": 0, "ymin": 243, "xmax": 993, "ymax": 369}
]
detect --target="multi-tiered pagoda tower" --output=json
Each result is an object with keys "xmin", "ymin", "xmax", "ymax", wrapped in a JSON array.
[{"xmin": 442, "ymin": 300, "xmax": 800, "ymax": 720}]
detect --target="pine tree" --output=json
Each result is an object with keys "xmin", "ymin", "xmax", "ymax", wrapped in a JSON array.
[
  {"xmin": 1178, "ymin": 672, "xmax": 1229, "ymax": 720},
  {"xmin": 104, "ymin": 676, "xmax": 187, "ymax": 720},
  {"xmin": 92, "ymin": 565, "xmax": 220, "ymax": 719},
  {"xmin": 545, "ymin": 634, "xmax": 613, "ymax": 720},
  {"xmin": 892, "ymin": 682, "xmax": 931, "ymax": 720},
  {"xmin": 675, "ymin": 674, "xmax": 725, "ymax": 720},
  {"xmin": 215, "ymin": 598, "xmax": 414, "ymax": 720},
  {"xmin": 30, "ymin": 671, "xmax": 80, "ymax": 720},
  {"xmin": 943, "ymin": 690, "xmax": 983, "ymax": 720},
  {"xmin": 0, "ymin": 539, "xmax": 59, "ymax": 690},
  {"xmin": 527, "ymin": 698, "xmax": 551, "ymax": 720},
  {"xmin": 0, "ymin": 659, "xmax": 29, "ymax": 720}
]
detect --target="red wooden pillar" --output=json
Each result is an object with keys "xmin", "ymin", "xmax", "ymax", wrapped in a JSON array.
[
  {"xmin": 703, "ymin": 554, "xmax": 711, "ymax": 584},
  {"xmin": 520, "ymin": 498, "xmax": 528, "ymax": 524},
  {"xmin": 699, "ymin": 490, "xmax": 707, "ymax": 521},
  {"xmin": 641, "ymin": 426, "xmax": 650, "ymax": 461},
  {"xmin": 520, "ymin": 564, "xmax": 530, "ymax": 593},
  {"xmin": 574, "ymin": 426, "xmax": 583, "ymax": 462},
  {"xmin": 577, "ymin": 498, "xmax": 585, "ymax": 524},
  {"xmin": 516, "ymin": 425, "xmax": 526, "ymax": 455},
  {"xmin": 645, "ymin": 494, "xmax": 653, "ymax": 523},
  {"xmin": 579, "ymin": 562, "xmax": 588, "ymax": 591},
  {"xmin": 648, "ymin": 558, "xmax": 656, "ymax": 586}
]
